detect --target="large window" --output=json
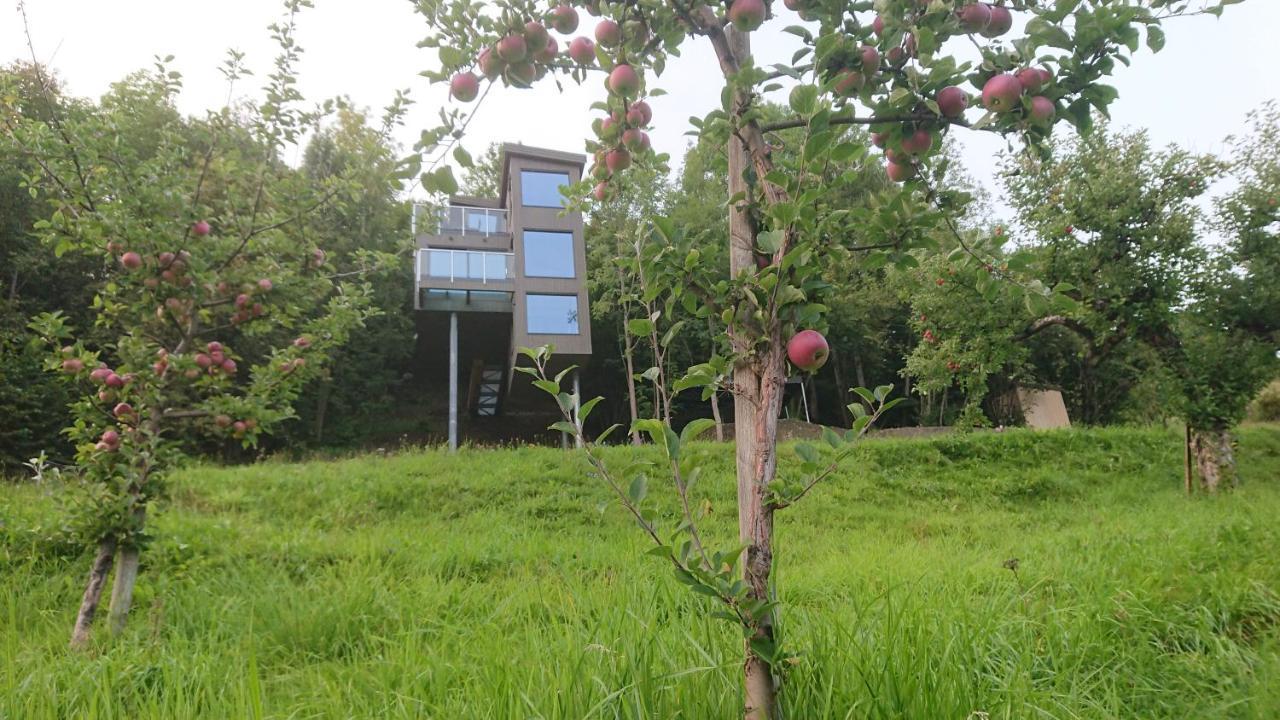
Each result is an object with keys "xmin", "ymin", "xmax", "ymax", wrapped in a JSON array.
[
  {"xmin": 523, "ymin": 230, "xmax": 575, "ymax": 278},
  {"xmin": 526, "ymin": 294, "xmax": 580, "ymax": 335},
  {"xmin": 520, "ymin": 170, "xmax": 570, "ymax": 208}
]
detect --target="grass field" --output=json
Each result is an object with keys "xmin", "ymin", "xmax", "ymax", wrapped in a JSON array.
[{"xmin": 3, "ymin": 425, "xmax": 1280, "ymax": 719}]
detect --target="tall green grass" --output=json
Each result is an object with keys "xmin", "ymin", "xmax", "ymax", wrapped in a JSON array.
[{"xmin": 2, "ymin": 425, "xmax": 1279, "ymax": 718}]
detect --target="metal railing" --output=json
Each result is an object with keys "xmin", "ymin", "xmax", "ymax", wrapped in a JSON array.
[
  {"xmin": 416, "ymin": 248, "xmax": 514, "ymax": 284},
  {"xmin": 413, "ymin": 203, "xmax": 508, "ymax": 236}
]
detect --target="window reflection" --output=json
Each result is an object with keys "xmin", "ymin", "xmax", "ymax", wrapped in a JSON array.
[
  {"xmin": 523, "ymin": 230, "xmax": 575, "ymax": 278},
  {"xmin": 521, "ymin": 171, "xmax": 570, "ymax": 208},
  {"xmin": 526, "ymin": 294, "xmax": 579, "ymax": 335}
]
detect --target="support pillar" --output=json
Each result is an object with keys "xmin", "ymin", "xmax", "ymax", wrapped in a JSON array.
[{"xmin": 449, "ymin": 311, "xmax": 458, "ymax": 452}]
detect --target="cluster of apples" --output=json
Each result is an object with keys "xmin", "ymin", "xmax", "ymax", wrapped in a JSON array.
[
  {"xmin": 450, "ymin": 4, "xmax": 594, "ymax": 101},
  {"xmin": 981, "ymin": 66, "xmax": 1055, "ymax": 122},
  {"xmin": 213, "ymin": 413, "xmax": 257, "ymax": 439},
  {"xmin": 590, "ymin": 92, "xmax": 652, "ymax": 200}
]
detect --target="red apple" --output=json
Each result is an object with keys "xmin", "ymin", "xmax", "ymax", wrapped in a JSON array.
[
  {"xmin": 294, "ymin": 336, "xmax": 311, "ymax": 349},
  {"xmin": 787, "ymin": 330, "xmax": 830, "ymax": 372},
  {"xmin": 595, "ymin": 20, "xmax": 620, "ymax": 47},
  {"xmin": 982, "ymin": 73, "xmax": 1022, "ymax": 112},
  {"xmin": 1028, "ymin": 95, "xmax": 1055, "ymax": 123},
  {"xmin": 532, "ymin": 36, "xmax": 559, "ymax": 63},
  {"xmin": 886, "ymin": 161, "xmax": 915, "ymax": 182},
  {"xmin": 872, "ymin": 15, "xmax": 885, "ymax": 35},
  {"xmin": 937, "ymin": 86, "xmax": 968, "ymax": 118},
  {"xmin": 871, "ymin": 131, "xmax": 887, "ymax": 148},
  {"xmin": 113, "ymin": 402, "xmax": 134, "ymax": 419},
  {"xmin": 833, "ymin": 70, "xmax": 864, "ymax": 96},
  {"xmin": 626, "ymin": 99, "xmax": 653, "ymax": 126},
  {"xmin": 592, "ymin": 182, "xmax": 609, "ymax": 201},
  {"xmin": 622, "ymin": 128, "xmax": 650, "ymax": 152},
  {"xmin": 101, "ymin": 429, "xmax": 120, "ymax": 446},
  {"xmin": 507, "ymin": 61, "xmax": 536, "ymax": 86},
  {"xmin": 214, "ymin": 414, "xmax": 232, "ymax": 428},
  {"xmin": 222, "ymin": 358, "xmax": 237, "ymax": 375},
  {"xmin": 567, "ymin": 36, "xmax": 596, "ymax": 64},
  {"xmin": 608, "ymin": 64, "xmax": 640, "ymax": 97},
  {"xmin": 956, "ymin": 2, "xmax": 991, "ymax": 33},
  {"xmin": 478, "ymin": 47, "xmax": 504, "ymax": 78},
  {"xmin": 549, "ymin": 5, "xmax": 579, "ymax": 34},
  {"xmin": 901, "ymin": 129, "xmax": 934, "ymax": 155},
  {"xmin": 62, "ymin": 358, "xmax": 85, "ymax": 374},
  {"xmin": 1016, "ymin": 67, "xmax": 1047, "ymax": 92},
  {"xmin": 860, "ymin": 45, "xmax": 880, "ymax": 74},
  {"xmin": 120, "ymin": 252, "xmax": 143, "ymax": 270},
  {"xmin": 982, "ymin": 4, "xmax": 1012, "ymax": 37},
  {"xmin": 450, "ymin": 72, "xmax": 480, "ymax": 102},
  {"xmin": 523, "ymin": 21, "xmax": 549, "ymax": 48},
  {"xmin": 497, "ymin": 34, "xmax": 528, "ymax": 62},
  {"xmin": 105, "ymin": 373, "xmax": 125, "ymax": 389},
  {"xmin": 606, "ymin": 148, "xmax": 632, "ymax": 173},
  {"xmin": 728, "ymin": 0, "xmax": 766, "ymax": 31},
  {"xmin": 196, "ymin": 353, "xmax": 214, "ymax": 369},
  {"xmin": 192, "ymin": 220, "xmax": 211, "ymax": 236}
]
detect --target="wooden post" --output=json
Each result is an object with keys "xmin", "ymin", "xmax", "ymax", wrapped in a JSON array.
[{"xmin": 1184, "ymin": 423, "xmax": 1193, "ymax": 495}]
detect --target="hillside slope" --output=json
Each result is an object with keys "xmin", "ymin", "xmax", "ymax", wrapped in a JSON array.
[{"xmin": 3, "ymin": 425, "xmax": 1279, "ymax": 719}]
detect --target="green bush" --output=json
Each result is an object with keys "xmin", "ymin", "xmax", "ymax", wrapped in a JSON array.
[{"xmin": 1249, "ymin": 380, "xmax": 1280, "ymax": 422}]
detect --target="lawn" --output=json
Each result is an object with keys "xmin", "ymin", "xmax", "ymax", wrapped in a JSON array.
[{"xmin": 3, "ymin": 425, "xmax": 1279, "ymax": 719}]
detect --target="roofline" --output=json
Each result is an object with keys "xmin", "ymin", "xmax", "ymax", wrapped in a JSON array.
[{"xmin": 499, "ymin": 143, "xmax": 586, "ymax": 207}]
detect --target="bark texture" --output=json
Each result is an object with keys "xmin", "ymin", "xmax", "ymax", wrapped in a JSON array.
[
  {"xmin": 69, "ymin": 535, "xmax": 117, "ymax": 649},
  {"xmin": 1191, "ymin": 427, "xmax": 1237, "ymax": 492},
  {"xmin": 724, "ymin": 25, "xmax": 781, "ymax": 720}
]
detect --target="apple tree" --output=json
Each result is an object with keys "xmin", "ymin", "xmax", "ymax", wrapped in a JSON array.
[
  {"xmin": 2, "ymin": 5, "xmax": 381, "ymax": 647},
  {"xmin": 414, "ymin": 0, "xmax": 1241, "ymax": 715}
]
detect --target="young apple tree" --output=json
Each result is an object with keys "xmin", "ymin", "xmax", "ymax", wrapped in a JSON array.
[
  {"xmin": 2, "ymin": 4, "xmax": 381, "ymax": 648},
  {"xmin": 415, "ymin": 0, "xmax": 1240, "ymax": 715}
]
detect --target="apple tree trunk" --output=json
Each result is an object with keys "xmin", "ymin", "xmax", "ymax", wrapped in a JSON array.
[
  {"xmin": 1190, "ymin": 427, "xmax": 1237, "ymax": 492},
  {"xmin": 69, "ymin": 535, "xmax": 117, "ymax": 649},
  {"xmin": 725, "ymin": 27, "xmax": 783, "ymax": 720},
  {"xmin": 107, "ymin": 503, "xmax": 147, "ymax": 636}
]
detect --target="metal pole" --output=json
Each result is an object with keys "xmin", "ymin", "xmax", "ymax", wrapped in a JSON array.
[
  {"xmin": 573, "ymin": 370, "xmax": 583, "ymax": 448},
  {"xmin": 449, "ymin": 312, "xmax": 458, "ymax": 452}
]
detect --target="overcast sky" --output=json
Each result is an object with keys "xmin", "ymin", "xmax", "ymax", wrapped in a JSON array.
[{"xmin": 6, "ymin": 1, "xmax": 1279, "ymax": 221}]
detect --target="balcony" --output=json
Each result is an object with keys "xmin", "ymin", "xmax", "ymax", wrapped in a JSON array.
[
  {"xmin": 413, "ymin": 203, "xmax": 508, "ymax": 237},
  {"xmin": 416, "ymin": 248, "xmax": 514, "ymax": 285}
]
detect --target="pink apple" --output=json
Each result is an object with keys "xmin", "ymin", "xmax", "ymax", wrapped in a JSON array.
[
  {"xmin": 192, "ymin": 220, "xmax": 211, "ymax": 236},
  {"xmin": 532, "ymin": 36, "xmax": 559, "ymax": 63},
  {"xmin": 860, "ymin": 45, "xmax": 880, "ymax": 74},
  {"xmin": 62, "ymin": 358, "xmax": 85, "ymax": 374},
  {"xmin": 1028, "ymin": 95, "xmax": 1055, "ymax": 123},
  {"xmin": 937, "ymin": 86, "xmax": 968, "ymax": 118},
  {"xmin": 833, "ymin": 70, "xmax": 864, "ymax": 96},
  {"xmin": 982, "ymin": 73, "xmax": 1022, "ymax": 112},
  {"xmin": 523, "ymin": 21, "xmax": 549, "ymax": 49},
  {"xmin": 113, "ymin": 402, "xmax": 134, "ymax": 419},
  {"xmin": 101, "ymin": 429, "xmax": 120, "ymax": 446},
  {"xmin": 608, "ymin": 64, "xmax": 640, "ymax": 96},
  {"xmin": 622, "ymin": 128, "xmax": 650, "ymax": 152},
  {"xmin": 478, "ymin": 47, "xmax": 504, "ymax": 78},
  {"xmin": 787, "ymin": 330, "xmax": 830, "ymax": 372},
  {"xmin": 627, "ymin": 100, "xmax": 653, "ymax": 126},
  {"xmin": 450, "ymin": 72, "xmax": 480, "ymax": 102},
  {"xmin": 595, "ymin": 20, "xmax": 621, "ymax": 47},
  {"xmin": 1016, "ymin": 67, "xmax": 1046, "ymax": 92},
  {"xmin": 507, "ymin": 61, "xmax": 536, "ymax": 86},
  {"xmin": 728, "ymin": 0, "xmax": 766, "ymax": 31},
  {"xmin": 901, "ymin": 129, "xmax": 934, "ymax": 155},
  {"xmin": 294, "ymin": 336, "xmax": 311, "ymax": 349},
  {"xmin": 105, "ymin": 373, "xmax": 125, "ymax": 389},
  {"xmin": 497, "ymin": 34, "xmax": 528, "ymax": 62},
  {"xmin": 549, "ymin": 5, "xmax": 579, "ymax": 34},
  {"xmin": 568, "ymin": 36, "xmax": 596, "ymax": 64},
  {"xmin": 592, "ymin": 182, "xmax": 609, "ymax": 201},
  {"xmin": 871, "ymin": 131, "xmax": 887, "ymax": 148},
  {"xmin": 605, "ymin": 148, "xmax": 632, "ymax": 173},
  {"xmin": 956, "ymin": 2, "xmax": 991, "ymax": 33},
  {"xmin": 886, "ymin": 161, "xmax": 915, "ymax": 182},
  {"xmin": 120, "ymin": 252, "xmax": 142, "ymax": 270},
  {"xmin": 872, "ymin": 15, "xmax": 885, "ymax": 35},
  {"xmin": 982, "ymin": 4, "xmax": 1012, "ymax": 37}
]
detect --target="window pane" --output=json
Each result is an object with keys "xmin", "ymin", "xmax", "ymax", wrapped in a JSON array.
[
  {"xmin": 521, "ymin": 171, "xmax": 570, "ymax": 208},
  {"xmin": 523, "ymin": 231, "xmax": 575, "ymax": 278},
  {"xmin": 526, "ymin": 294, "xmax": 579, "ymax": 335},
  {"xmin": 485, "ymin": 253, "xmax": 508, "ymax": 280},
  {"xmin": 428, "ymin": 250, "xmax": 451, "ymax": 277}
]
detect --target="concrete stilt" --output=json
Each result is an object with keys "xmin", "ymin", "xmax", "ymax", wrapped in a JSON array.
[{"xmin": 449, "ymin": 311, "xmax": 458, "ymax": 452}]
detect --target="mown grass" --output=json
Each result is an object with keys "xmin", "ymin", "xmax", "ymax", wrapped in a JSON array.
[{"xmin": 2, "ymin": 425, "xmax": 1280, "ymax": 719}]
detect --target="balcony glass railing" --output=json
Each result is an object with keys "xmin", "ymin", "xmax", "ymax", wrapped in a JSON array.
[
  {"xmin": 416, "ymin": 248, "xmax": 514, "ymax": 284},
  {"xmin": 413, "ymin": 203, "xmax": 508, "ymax": 236}
]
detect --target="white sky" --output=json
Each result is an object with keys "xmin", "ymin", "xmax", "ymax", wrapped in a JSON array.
[{"xmin": 6, "ymin": 1, "xmax": 1279, "ymax": 222}]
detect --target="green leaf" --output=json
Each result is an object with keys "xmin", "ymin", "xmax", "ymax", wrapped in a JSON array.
[
  {"xmin": 680, "ymin": 418, "xmax": 716, "ymax": 445},
  {"xmin": 627, "ymin": 318, "xmax": 654, "ymax": 336},
  {"xmin": 628, "ymin": 474, "xmax": 647, "ymax": 503},
  {"xmin": 795, "ymin": 442, "xmax": 819, "ymax": 464},
  {"xmin": 1145, "ymin": 26, "xmax": 1165, "ymax": 53},
  {"xmin": 549, "ymin": 420, "xmax": 577, "ymax": 434},
  {"xmin": 788, "ymin": 84, "xmax": 818, "ymax": 116},
  {"xmin": 821, "ymin": 426, "xmax": 843, "ymax": 449},
  {"xmin": 532, "ymin": 379, "xmax": 560, "ymax": 396},
  {"xmin": 579, "ymin": 396, "xmax": 603, "ymax": 422}
]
